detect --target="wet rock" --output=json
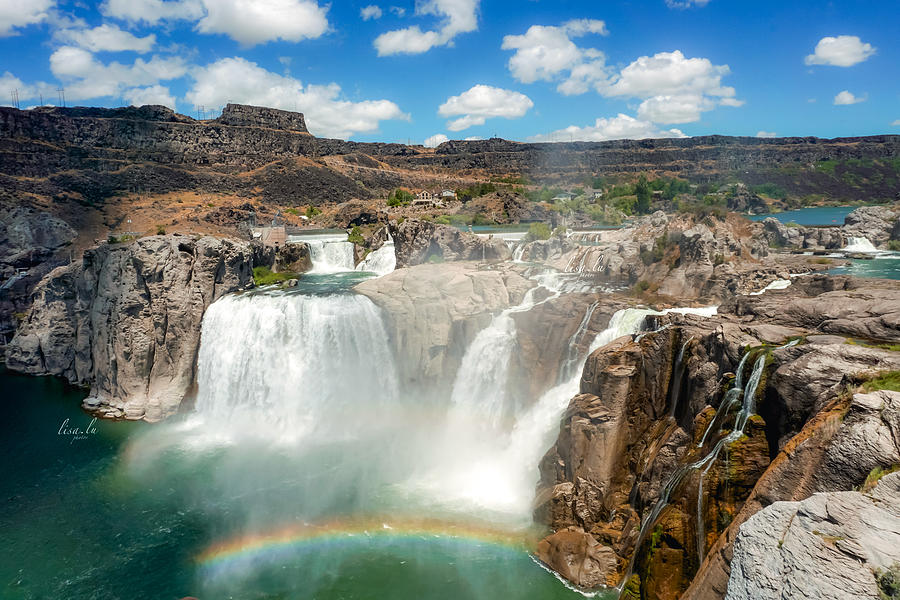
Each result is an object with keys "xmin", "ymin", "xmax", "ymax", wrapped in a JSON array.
[
  {"xmin": 355, "ymin": 262, "xmax": 531, "ymax": 397},
  {"xmin": 536, "ymin": 527, "xmax": 619, "ymax": 589}
]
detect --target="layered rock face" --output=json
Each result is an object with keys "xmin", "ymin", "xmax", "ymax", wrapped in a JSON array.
[
  {"xmin": 7, "ymin": 234, "xmax": 266, "ymax": 421},
  {"xmin": 388, "ymin": 218, "xmax": 511, "ymax": 267},
  {"xmin": 213, "ymin": 103, "xmax": 308, "ymax": 132},
  {"xmin": 535, "ymin": 276, "xmax": 900, "ymax": 599},
  {"xmin": 727, "ymin": 464, "xmax": 900, "ymax": 600},
  {"xmin": 0, "ymin": 207, "xmax": 76, "ymax": 357}
]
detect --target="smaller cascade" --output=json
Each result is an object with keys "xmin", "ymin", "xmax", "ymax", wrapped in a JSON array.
[
  {"xmin": 557, "ymin": 301, "xmax": 600, "ymax": 383},
  {"xmin": 512, "ymin": 242, "xmax": 526, "ymax": 263},
  {"xmin": 667, "ymin": 337, "xmax": 694, "ymax": 418},
  {"xmin": 749, "ymin": 279, "xmax": 791, "ymax": 295},
  {"xmin": 356, "ymin": 235, "xmax": 396, "ymax": 277},
  {"xmin": 621, "ymin": 339, "xmax": 797, "ymax": 594},
  {"xmin": 843, "ymin": 236, "xmax": 878, "ymax": 253}
]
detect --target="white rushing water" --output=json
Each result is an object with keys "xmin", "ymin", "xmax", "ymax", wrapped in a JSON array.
[
  {"xmin": 749, "ymin": 278, "xmax": 792, "ymax": 295},
  {"xmin": 355, "ymin": 236, "xmax": 396, "ymax": 277},
  {"xmin": 843, "ymin": 236, "xmax": 879, "ymax": 253},
  {"xmin": 307, "ymin": 239, "xmax": 356, "ymax": 273},
  {"xmin": 194, "ymin": 291, "xmax": 398, "ymax": 442}
]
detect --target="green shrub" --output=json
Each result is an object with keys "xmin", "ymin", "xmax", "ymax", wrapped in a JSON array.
[
  {"xmin": 155, "ymin": 224, "xmax": 166, "ymax": 235},
  {"xmin": 526, "ymin": 222, "xmax": 551, "ymax": 241},
  {"xmin": 252, "ymin": 266, "xmax": 297, "ymax": 286},
  {"xmin": 347, "ymin": 226, "xmax": 365, "ymax": 244},
  {"xmin": 634, "ymin": 280, "xmax": 651, "ymax": 294},
  {"xmin": 888, "ymin": 240, "xmax": 900, "ymax": 252},
  {"xmin": 434, "ymin": 215, "xmax": 452, "ymax": 225},
  {"xmin": 305, "ymin": 206, "xmax": 322, "ymax": 218}
]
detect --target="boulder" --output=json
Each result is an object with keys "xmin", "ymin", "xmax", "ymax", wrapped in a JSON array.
[
  {"xmin": 726, "ymin": 470, "xmax": 900, "ymax": 600},
  {"xmin": 388, "ymin": 218, "xmax": 510, "ymax": 267},
  {"xmin": 536, "ymin": 527, "xmax": 620, "ymax": 589},
  {"xmin": 842, "ymin": 205, "xmax": 898, "ymax": 248}
]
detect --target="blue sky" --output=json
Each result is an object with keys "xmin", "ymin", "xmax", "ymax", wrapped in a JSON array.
[{"xmin": 0, "ymin": 0, "xmax": 896, "ymax": 144}]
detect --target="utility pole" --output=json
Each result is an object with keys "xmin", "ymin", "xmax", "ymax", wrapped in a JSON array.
[{"xmin": 57, "ymin": 88, "xmax": 66, "ymax": 107}]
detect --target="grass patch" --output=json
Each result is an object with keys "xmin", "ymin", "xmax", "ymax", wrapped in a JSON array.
[
  {"xmin": 889, "ymin": 240, "xmax": 900, "ymax": 252},
  {"xmin": 860, "ymin": 465, "xmax": 900, "ymax": 493},
  {"xmin": 847, "ymin": 339, "xmax": 900, "ymax": 352},
  {"xmin": 252, "ymin": 266, "xmax": 297, "ymax": 286},
  {"xmin": 861, "ymin": 371, "xmax": 900, "ymax": 393},
  {"xmin": 107, "ymin": 234, "xmax": 135, "ymax": 244},
  {"xmin": 809, "ymin": 257, "xmax": 833, "ymax": 265}
]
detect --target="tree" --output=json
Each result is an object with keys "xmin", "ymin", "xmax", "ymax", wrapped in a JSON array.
[{"xmin": 635, "ymin": 175, "xmax": 651, "ymax": 215}]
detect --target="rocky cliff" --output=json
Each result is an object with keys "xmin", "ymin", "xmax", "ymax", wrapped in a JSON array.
[
  {"xmin": 534, "ymin": 275, "xmax": 900, "ymax": 599},
  {"xmin": 726, "ymin": 465, "xmax": 900, "ymax": 600},
  {"xmin": 388, "ymin": 218, "xmax": 511, "ymax": 267},
  {"xmin": 6, "ymin": 234, "xmax": 269, "ymax": 421}
]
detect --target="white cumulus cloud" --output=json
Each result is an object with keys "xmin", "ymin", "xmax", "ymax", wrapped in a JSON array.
[
  {"xmin": 602, "ymin": 50, "xmax": 740, "ymax": 124},
  {"xmin": 102, "ymin": 0, "xmax": 329, "ymax": 46},
  {"xmin": 196, "ymin": 0, "xmax": 329, "ymax": 46},
  {"xmin": 0, "ymin": 0, "xmax": 55, "ymax": 36},
  {"xmin": 55, "ymin": 24, "xmax": 156, "ymax": 53},
  {"xmin": 529, "ymin": 113, "xmax": 686, "ymax": 142},
  {"xmin": 360, "ymin": 5, "xmax": 382, "ymax": 20},
  {"xmin": 756, "ymin": 131, "xmax": 777, "ymax": 138},
  {"xmin": 124, "ymin": 84, "xmax": 176, "ymax": 108},
  {"xmin": 185, "ymin": 57, "xmax": 408, "ymax": 139},
  {"xmin": 374, "ymin": 0, "xmax": 478, "ymax": 56},
  {"xmin": 424, "ymin": 133, "xmax": 449, "ymax": 147},
  {"xmin": 892, "ymin": 120, "xmax": 900, "ymax": 127},
  {"xmin": 805, "ymin": 35, "xmax": 876, "ymax": 67},
  {"xmin": 437, "ymin": 84, "xmax": 533, "ymax": 131},
  {"xmin": 49, "ymin": 45, "xmax": 188, "ymax": 101},
  {"xmin": 501, "ymin": 19, "xmax": 608, "ymax": 95},
  {"xmin": 833, "ymin": 90, "xmax": 866, "ymax": 105}
]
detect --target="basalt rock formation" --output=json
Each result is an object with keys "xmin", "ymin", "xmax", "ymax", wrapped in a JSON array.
[
  {"xmin": 725, "ymin": 465, "xmax": 900, "ymax": 600},
  {"xmin": 0, "ymin": 206, "xmax": 75, "ymax": 351},
  {"xmin": 535, "ymin": 275, "xmax": 900, "ymax": 599},
  {"xmin": 6, "ymin": 234, "xmax": 269, "ymax": 421},
  {"xmin": 388, "ymin": 218, "xmax": 511, "ymax": 267}
]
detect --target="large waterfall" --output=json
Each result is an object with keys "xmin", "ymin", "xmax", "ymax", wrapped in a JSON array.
[{"xmin": 194, "ymin": 291, "xmax": 398, "ymax": 441}]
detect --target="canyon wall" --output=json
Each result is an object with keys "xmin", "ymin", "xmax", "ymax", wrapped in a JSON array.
[{"xmin": 6, "ymin": 234, "xmax": 271, "ymax": 421}]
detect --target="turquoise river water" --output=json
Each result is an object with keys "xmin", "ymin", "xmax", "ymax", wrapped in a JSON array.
[{"xmin": 1, "ymin": 272, "xmax": 606, "ymax": 600}]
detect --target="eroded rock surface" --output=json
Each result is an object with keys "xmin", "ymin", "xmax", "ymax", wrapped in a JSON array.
[
  {"xmin": 726, "ymin": 467, "xmax": 900, "ymax": 600},
  {"xmin": 7, "ymin": 234, "xmax": 265, "ymax": 421}
]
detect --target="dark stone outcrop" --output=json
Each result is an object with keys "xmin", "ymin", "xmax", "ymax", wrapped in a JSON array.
[
  {"xmin": 213, "ymin": 103, "xmax": 308, "ymax": 133},
  {"xmin": 6, "ymin": 234, "xmax": 268, "ymax": 421}
]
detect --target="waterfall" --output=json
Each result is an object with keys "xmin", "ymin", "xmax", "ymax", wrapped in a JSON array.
[
  {"xmin": 623, "ymin": 339, "xmax": 798, "ymax": 592},
  {"xmin": 843, "ymin": 236, "xmax": 878, "ymax": 253},
  {"xmin": 558, "ymin": 301, "xmax": 600, "ymax": 383},
  {"xmin": 449, "ymin": 286, "xmax": 547, "ymax": 428},
  {"xmin": 667, "ymin": 337, "xmax": 694, "ymax": 419},
  {"xmin": 512, "ymin": 242, "xmax": 526, "ymax": 263},
  {"xmin": 195, "ymin": 291, "xmax": 398, "ymax": 442},
  {"xmin": 356, "ymin": 236, "xmax": 396, "ymax": 277},
  {"xmin": 307, "ymin": 239, "xmax": 355, "ymax": 273}
]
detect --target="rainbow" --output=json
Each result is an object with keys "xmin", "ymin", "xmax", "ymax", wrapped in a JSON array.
[{"xmin": 197, "ymin": 517, "xmax": 539, "ymax": 576}]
